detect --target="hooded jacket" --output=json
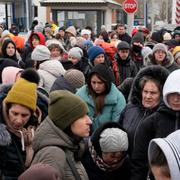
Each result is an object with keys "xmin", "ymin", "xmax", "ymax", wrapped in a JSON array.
[
  {"xmin": 144, "ymin": 51, "xmax": 179, "ymax": 73},
  {"xmin": 20, "ymin": 32, "xmax": 45, "ymax": 68},
  {"xmin": 130, "ymin": 69, "xmax": 180, "ymax": 180},
  {"xmin": 37, "ymin": 60, "xmax": 66, "ymax": 93},
  {"xmin": 119, "ymin": 65, "xmax": 169, "ymax": 156},
  {"xmin": 0, "ymin": 84, "xmax": 48, "ymax": 180},
  {"xmin": 148, "ymin": 130, "xmax": 180, "ymax": 180},
  {"xmin": 32, "ymin": 117, "xmax": 89, "ymax": 180},
  {"xmin": 81, "ymin": 122, "xmax": 130, "ymax": 180}
]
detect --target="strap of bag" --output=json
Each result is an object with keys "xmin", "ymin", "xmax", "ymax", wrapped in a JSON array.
[{"xmin": 66, "ymin": 153, "xmax": 82, "ymax": 180}]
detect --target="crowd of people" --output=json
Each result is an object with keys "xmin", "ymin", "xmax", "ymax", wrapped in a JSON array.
[{"xmin": 0, "ymin": 20, "xmax": 179, "ymax": 180}]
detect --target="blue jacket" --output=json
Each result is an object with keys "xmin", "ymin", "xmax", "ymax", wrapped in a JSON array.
[{"xmin": 76, "ymin": 84, "xmax": 126, "ymax": 132}]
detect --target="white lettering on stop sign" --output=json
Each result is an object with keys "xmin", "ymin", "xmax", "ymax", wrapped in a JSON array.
[{"xmin": 125, "ymin": 3, "xmax": 136, "ymax": 9}]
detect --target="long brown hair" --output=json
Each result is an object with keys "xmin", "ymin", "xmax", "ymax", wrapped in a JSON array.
[{"xmin": 87, "ymin": 73, "xmax": 108, "ymax": 116}]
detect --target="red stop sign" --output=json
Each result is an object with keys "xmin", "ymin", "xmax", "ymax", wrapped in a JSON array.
[{"xmin": 122, "ymin": 0, "xmax": 138, "ymax": 14}]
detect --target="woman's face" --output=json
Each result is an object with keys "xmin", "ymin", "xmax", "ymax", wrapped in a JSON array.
[
  {"xmin": 6, "ymin": 42, "xmax": 15, "ymax": 56},
  {"xmin": 142, "ymin": 80, "xmax": 161, "ymax": 109},
  {"xmin": 8, "ymin": 104, "xmax": 31, "ymax": 130},
  {"xmin": 71, "ymin": 114, "xmax": 92, "ymax": 137},
  {"xmin": 91, "ymin": 74, "xmax": 106, "ymax": 94},
  {"xmin": 167, "ymin": 92, "xmax": 180, "ymax": 111},
  {"xmin": 32, "ymin": 36, "xmax": 40, "ymax": 48},
  {"xmin": 93, "ymin": 54, "xmax": 105, "ymax": 65},
  {"xmin": 102, "ymin": 152, "xmax": 124, "ymax": 165},
  {"xmin": 50, "ymin": 48, "xmax": 62, "ymax": 59},
  {"xmin": 154, "ymin": 50, "xmax": 166, "ymax": 64}
]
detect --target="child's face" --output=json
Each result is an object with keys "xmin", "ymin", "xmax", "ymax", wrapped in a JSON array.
[{"xmin": 151, "ymin": 166, "xmax": 170, "ymax": 180}]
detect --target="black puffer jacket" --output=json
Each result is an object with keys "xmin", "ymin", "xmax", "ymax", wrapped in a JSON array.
[
  {"xmin": 119, "ymin": 65, "xmax": 169, "ymax": 156},
  {"xmin": 131, "ymin": 103, "xmax": 180, "ymax": 180},
  {"xmin": 0, "ymin": 84, "xmax": 48, "ymax": 180},
  {"xmin": 114, "ymin": 53, "xmax": 137, "ymax": 84}
]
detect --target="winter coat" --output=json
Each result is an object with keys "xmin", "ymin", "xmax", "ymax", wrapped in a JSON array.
[
  {"xmin": 130, "ymin": 68, "xmax": 180, "ymax": 180},
  {"xmin": 38, "ymin": 60, "xmax": 66, "ymax": 93},
  {"xmin": 114, "ymin": 53, "xmax": 137, "ymax": 84},
  {"xmin": 130, "ymin": 104, "xmax": 180, "ymax": 180},
  {"xmin": 0, "ymin": 84, "xmax": 48, "ymax": 180},
  {"xmin": 144, "ymin": 51, "xmax": 179, "ymax": 73},
  {"xmin": 119, "ymin": 65, "xmax": 169, "ymax": 156},
  {"xmin": 76, "ymin": 84, "xmax": 126, "ymax": 132},
  {"xmin": 20, "ymin": 32, "xmax": 45, "ymax": 69},
  {"xmin": 50, "ymin": 75, "xmax": 77, "ymax": 94},
  {"xmin": 81, "ymin": 122, "xmax": 131, "ymax": 180},
  {"xmin": 118, "ymin": 33, "xmax": 131, "ymax": 44},
  {"xmin": 32, "ymin": 117, "xmax": 89, "ymax": 180}
]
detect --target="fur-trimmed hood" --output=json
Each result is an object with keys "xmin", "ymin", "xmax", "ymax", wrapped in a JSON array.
[
  {"xmin": 129, "ymin": 65, "xmax": 169, "ymax": 105},
  {"xmin": 144, "ymin": 51, "xmax": 174, "ymax": 68}
]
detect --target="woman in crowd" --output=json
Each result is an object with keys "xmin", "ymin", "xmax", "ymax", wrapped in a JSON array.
[
  {"xmin": 119, "ymin": 65, "xmax": 169, "ymax": 156},
  {"xmin": 1, "ymin": 39, "xmax": 21, "ymax": 63},
  {"xmin": 130, "ymin": 69, "xmax": 180, "ymax": 180},
  {"xmin": 144, "ymin": 43, "xmax": 179, "ymax": 72},
  {"xmin": 31, "ymin": 90, "xmax": 92, "ymax": 180},
  {"xmin": 76, "ymin": 63, "xmax": 126, "ymax": 133},
  {"xmin": 82, "ymin": 122, "xmax": 130, "ymax": 180},
  {"xmin": 0, "ymin": 70, "xmax": 40, "ymax": 179}
]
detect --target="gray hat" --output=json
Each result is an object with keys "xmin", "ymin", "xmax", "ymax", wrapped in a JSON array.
[
  {"xmin": 99, "ymin": 128, "xmax": 128, "ymax": 152},
  {"xmin": 117, "ymin": 41, "xmax": 130, "ymax": 50},
  {"xmin": 152, "ymin": 43, "xmax": 168, "ymax": 55},
  {"xmin": 64, "ymin": 69, "xmax": 85, "ymax": 89},
  {"xmin": 68, "ymin": 47, "xmax": 83, "ymax": 60},
  {"xmin": 31, "ymin": 45, "xmax": 51, "ymax": 61},
  {"xmin": 141, "ymin": 46, "xmax": 152, "ymax": 58},
  {"xmin": 148, "ymin": 130, "xmax": 180, "ymax": 180}
]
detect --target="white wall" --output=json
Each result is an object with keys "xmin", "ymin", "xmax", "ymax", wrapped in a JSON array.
[{"xmin": 33, "ymin": 0, "xmax": 46, "ymax": 25}]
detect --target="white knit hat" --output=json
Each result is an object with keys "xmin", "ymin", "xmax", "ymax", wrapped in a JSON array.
[
  {"xmin": 31, "ymin": 45, "xmax": 51, "ymax": 61},
  {"xmin": 68, "ymin": 47, "xmax": 83, "ymax": 60},
  {"xmin": 99, "ymin": 128, "xmax": 128, "ymax": 152}
]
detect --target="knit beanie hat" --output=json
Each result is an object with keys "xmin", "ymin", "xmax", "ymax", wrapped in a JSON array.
[
  {"xmin": 131, "ymin": 32, "xmax": 144, "ymax": 45},
  {"xmin": 48, "ymin": 90, "xmax": 88, "ymax": 130},
  {"xmin": 4, "ymin": 78, "xmax": 37, "ymax": 112},
  {"xmin": 68, "ymin": 47, "xmax": 83, "ymax": 60},
  {"xmin": 76, "ymin": 37, "xmax": 86, "ymax": 49},
  {"xmin": 81, "ymin": 29, "xmax": 91, "ymax": 37},
  {"xmin": 152, "ymin": 43, "xmax": 168, "ymax": 55},
  {"xmin": 18, "ymin": 163, "xmax": 61, "ymax": 180},
  {"xmin": 65, "ymin": 26, "xmax": 77, "ymax": 37},
  {"xmin": 64, "ymin": 69, "xmax": 85, "ymax": 89},
  {"xmin": 87, "ymin": 46, "xmax": 105, "ymax": 62},
  {"xmin": 141, "ymin": 46, "xmax": 152, "ymax": 58},
  {"xmin": 172, "ymin": 45, "xmax": 180, "ymax": 56},
  {"xmin": 117, "ymin": 41, "xmax": 130, "ymax": 50},
  {"xmin": 99, "ymin": 128, "xmax": 128, "ymax": 152},
  {"xmin": 148, "ymin": 130, "xmax": 180, "ymax": 180},
  {"xmin": 31, "ymin": 45, "xmax": 51, "ymax": 61},
  {"xmin": 34, "ymin": 23, "xmax": 44, "ymax": 33}
]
